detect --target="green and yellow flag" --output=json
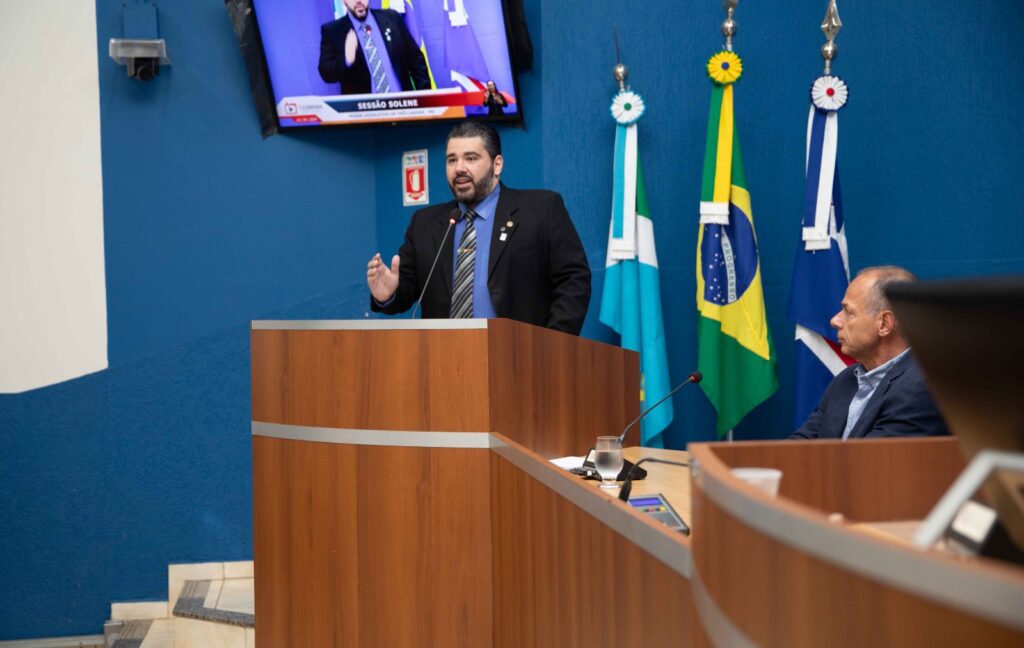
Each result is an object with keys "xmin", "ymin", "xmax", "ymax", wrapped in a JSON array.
[{"xmin": 697, "ymin": 51, "xmax": 777, "ymax": 437}]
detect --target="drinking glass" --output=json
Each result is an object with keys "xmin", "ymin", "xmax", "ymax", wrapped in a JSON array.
[{"xmin": 594, "ymin": 436, "xmax": 623, "ymax": 490}]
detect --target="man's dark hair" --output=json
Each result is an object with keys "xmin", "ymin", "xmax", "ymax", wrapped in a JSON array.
[{"xmin": 447, "ymin": 121, "xmax": 502, "ymax": 159}]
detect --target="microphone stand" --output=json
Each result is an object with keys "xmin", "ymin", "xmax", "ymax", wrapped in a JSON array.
[
  {"xmin": 617, "ymin": 372, "xmax": 701, "ymax": 445},
  {"xmin": 411, "ymin": 209, "xmax": 462, "ymax": 320}
]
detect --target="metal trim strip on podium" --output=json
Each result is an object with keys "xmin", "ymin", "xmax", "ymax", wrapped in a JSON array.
[{"xmin": 251, "ymin": 319, "xmax": 489, "ymax": 330}]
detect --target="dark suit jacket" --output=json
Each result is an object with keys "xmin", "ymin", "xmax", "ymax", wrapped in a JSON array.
[
  {"xmin": 371, "ymin": 186, "xmax": 592, "ymax": 335},
  {"xmin": 318, "ymin": 10, "xmax": 430, "ymax": 94},
  {"xmin": 483, "ymin": 91, "xmax": 508, "ymax": 116},
  {"xmin": 791, "ymin": 352, "xmax": 950, "ymax": 439}
]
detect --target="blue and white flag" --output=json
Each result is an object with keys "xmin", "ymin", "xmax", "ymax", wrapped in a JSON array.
[
  {"xmin": 788, "ymin": 75, "xmax": 854, "ymax": 427},
  {"xmin": 600, "ymin": 90, "xmax": 673, "ymax": 447}
]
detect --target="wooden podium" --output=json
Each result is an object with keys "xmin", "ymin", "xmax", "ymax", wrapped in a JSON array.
[
  {"xmin": 250, "ymin": 319, "xmax": 639, "ymax": 646},
  {"xmin": 252, "ymin": 319, "xmax": 1024, "ymax": 647}
]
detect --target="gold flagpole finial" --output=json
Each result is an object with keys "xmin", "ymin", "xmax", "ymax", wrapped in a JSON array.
[
  {"xmin": 820, "ymin": 0, "xmax": 842, "ymax": 75},
  {"xmin": 722, "ymin": 0, "xmax": 738, "ymax": 52},
  {"xmin": 613, "ymin": 63, "xmax": 629, "ymax": 91}
]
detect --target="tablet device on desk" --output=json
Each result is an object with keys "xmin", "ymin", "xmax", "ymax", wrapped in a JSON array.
[{"xmin": 628, "ymin": 493, "xmax": 690, "ymax": 535}]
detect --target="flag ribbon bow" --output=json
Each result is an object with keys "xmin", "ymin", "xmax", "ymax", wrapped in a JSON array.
[
  {"xmin": 700, "ymin": 51, "xmax": 743, "ymax": 225},
  {"xmin": 608, "ymin": 90, "xmax": 645, "ymax": 260},
  {"xmin": 803, "ymin": 75, "xmax": 849, "ymax": 250}
]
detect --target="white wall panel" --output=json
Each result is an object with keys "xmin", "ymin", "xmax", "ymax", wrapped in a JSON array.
[{"xmin": 0, "ymin": 0, "xmax": 107, "ymax": 392}]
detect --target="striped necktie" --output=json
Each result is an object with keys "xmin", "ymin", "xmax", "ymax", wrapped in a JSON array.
[
  {"xmin": 361, "ymin": 25, "xmax": 391, "ymax": 93},
  {"xmin": 450, "ymin": 211, "xmax": 477, "ymax": 319}
]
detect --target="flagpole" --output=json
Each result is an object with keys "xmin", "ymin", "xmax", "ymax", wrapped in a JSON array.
[
  {"xmin": 821, "ymin": 0, "xmax": 842, "ymax": 76},
  {"xmin": 724, "ymin": 1, "xmax": 739, "ymax": 448},
  {"xmin": 722, "ymin": 0, "xmax": 738, "ymax": 53}
]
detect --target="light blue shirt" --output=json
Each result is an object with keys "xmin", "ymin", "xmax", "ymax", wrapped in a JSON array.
[
  {"xmin": 842, "ymin": 348, "xmax": 911, "ymax": 440},
  {"xmin": 451, "ymin": 185, "xmax": 500, "ymax": 318},
  {"xmin": 348, "ymin": 10, "xmax": 401, "ymax": 93}
]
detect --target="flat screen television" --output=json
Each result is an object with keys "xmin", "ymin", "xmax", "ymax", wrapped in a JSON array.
[{"xmin": 250, "ymin": 0, "xmax": 523, "ymax": 128}]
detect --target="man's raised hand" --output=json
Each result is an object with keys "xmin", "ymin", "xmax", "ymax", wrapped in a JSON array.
[{"xmin": 367, "ymin": 253, "xmax": 400, "ymax": 302}]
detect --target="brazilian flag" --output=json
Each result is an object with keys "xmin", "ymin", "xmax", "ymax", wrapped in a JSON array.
[{"xmin": 697, "ymin": 55, "xmax": 777, "ymax": 437}]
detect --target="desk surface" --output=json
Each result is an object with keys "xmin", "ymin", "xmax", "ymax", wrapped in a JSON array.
[{"xmin": 591, "ymin": 447, "xmax": 693, "ymax": 524}]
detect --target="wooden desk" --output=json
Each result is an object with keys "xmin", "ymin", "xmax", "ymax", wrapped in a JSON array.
[
  {"xmin": 622, "ymin": 446, "xmax": 692, "ymax": 523},
  {"xmin": 689, "ymin": 438, "xmax": 1024, "ymax": 646},
  {"xmin": 252, "ymin": 320, "xmax": 1024, "ymax": 646}
]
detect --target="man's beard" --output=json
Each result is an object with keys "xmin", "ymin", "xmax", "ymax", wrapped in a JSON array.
[{"xmin": 448, "ymin": 170, "xmax": 495, "ymax": 205}]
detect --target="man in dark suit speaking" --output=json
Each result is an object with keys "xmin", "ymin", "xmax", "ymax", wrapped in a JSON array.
[
  {"xmin": 318, "ymin": 0, "xmax": 430, "ymax": 95},
  {"xmin": 791, "ymin": 266, "xmax": 950, "ymax": 440},
  {"xmin": 367, "ymin": 121, "xmax": 591, "ymax": 335}
]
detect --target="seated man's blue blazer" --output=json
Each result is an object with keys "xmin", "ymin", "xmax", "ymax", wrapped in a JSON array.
[{"xmin": 791, "ymin": 352, "xmax": 951, "ymax": 439}]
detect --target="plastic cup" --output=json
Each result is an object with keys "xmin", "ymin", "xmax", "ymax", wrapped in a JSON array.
[{"xmin": 730, "ymin": 467, "xmax": 783, "ymax": 497}]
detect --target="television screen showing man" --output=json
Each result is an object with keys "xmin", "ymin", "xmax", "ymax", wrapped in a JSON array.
[{"xmin": 253, "ymin": 0, "xmax": 522, "ymax": 126}]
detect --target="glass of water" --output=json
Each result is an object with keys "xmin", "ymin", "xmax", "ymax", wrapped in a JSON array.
[{"xmin": 595, "ymin": 436, "xmax": 623, "ymax": 490}]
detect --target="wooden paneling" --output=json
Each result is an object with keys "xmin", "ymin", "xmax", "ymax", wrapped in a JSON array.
[
  {"xmin": 252, "ymin": 321, "xmax": 644, "ymax": 646},
  {"xmin": 253, "ymin": 436, "xmax": 492, "ymax": 647},
  {"xmin": 251, "ymin": 328, "xmax": 491, "ymax": 431},
  {"xmin": 490, "ymin": 452, "xmax": 706, "ymax": 647},
  {"xmin": 251, "ymin": 320, "xmax": 1024, "ymax": 647},
  {"xmin": 705, "ymin": 437, "xmax": 967, "ymax": 521},
  {"xmin": 690, "ymin": 482, "xmax": 1023, "ymax": 646},
  {"xmin": 486, "ymin": 319, "xmax": 640, "ymax": 458}
]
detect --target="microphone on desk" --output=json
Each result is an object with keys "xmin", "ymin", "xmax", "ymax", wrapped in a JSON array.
[
  {"xmin": 618, "ymin": 457, "xmax": 692, "ymax": 536},
  {"xmin": 411, "ymin": 208, "xmax": 463, "ymax": 320},
  {"xmin": 617, "ymin": 371, "xmax": 702, "ymax": 445},
  {"xmin": 575, "ymin": 371, "xmax": 702, "ymax": 482}
]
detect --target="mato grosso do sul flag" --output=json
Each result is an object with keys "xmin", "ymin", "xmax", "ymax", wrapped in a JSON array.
[
  {"xmin": 696, "ymin": 49, "xmax": 777, "ymax": 437},
  {"xmin": 599, "ymin": 83, "xmax": 673, "ymax": 448}
]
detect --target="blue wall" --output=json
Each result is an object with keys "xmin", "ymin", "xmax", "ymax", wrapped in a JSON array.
[
  {"xmin": 0, "ymin": 0, "xmax": 377, "ymax": 640},
  {"xmin": 377, "ymin": 0, "xmax": 1024, "ymax": 447},
  {"xmin": 2, "ymin": 0, "xmax": 1024, "ymax": 640}
]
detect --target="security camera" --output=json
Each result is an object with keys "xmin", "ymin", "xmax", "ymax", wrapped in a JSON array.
[
  {"xmin": 109, "ymin": 39, "xmax": 170, "ymax": 81},
  {"xmin": 128, "ymin": 57, "xmax": 159, "ymax": 81}
]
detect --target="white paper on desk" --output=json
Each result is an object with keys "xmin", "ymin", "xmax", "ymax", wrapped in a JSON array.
[{"xmin": 550, "ymin": 456, "xmax": 585, "ymax": 471}]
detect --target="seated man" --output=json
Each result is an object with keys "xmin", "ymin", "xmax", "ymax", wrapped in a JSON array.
[{"xmin": 791, "ymin": 266, "xmax": 950, "ymax": 440}]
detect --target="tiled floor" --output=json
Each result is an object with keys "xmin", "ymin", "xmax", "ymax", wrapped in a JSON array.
[
  {"xmin": 167, "ymin": 561, "xmax": 254, "ymax": 621},
  {"xmin": 170, "ymin": 574, "xmax": 254, "ymax": 647},
  {"xmin": 139, "ymin": 619, "xmax": 175, "ymax": 648},
  {"xmin": 102, "ymin": 562, "xmax": 256, "ymax": 648},
  {"xmin": 213, "ymin": 578, "xmax": 254, "ymax": 615}
]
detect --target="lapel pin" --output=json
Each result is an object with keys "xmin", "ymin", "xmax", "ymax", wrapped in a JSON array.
[{"xmin": 506, "ymin": 220, "xmax": 514, "ymax": 228}]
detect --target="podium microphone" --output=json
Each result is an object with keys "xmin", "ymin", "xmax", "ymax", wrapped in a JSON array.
[
  {"xmin": 571, "ymin": 371, "xmax": 701, "ymax": 483},
  {"xmin": 617, "ymin": 371, "xmax": 702, "ymax": 445},
  {"xmin": 412, "ymin": 208, "xmax": 463, "ymax": 320}
]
